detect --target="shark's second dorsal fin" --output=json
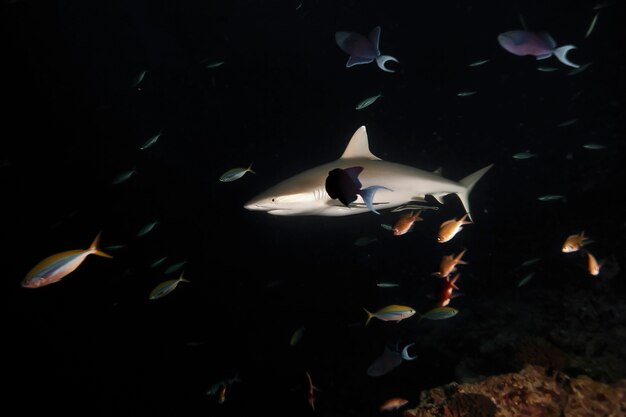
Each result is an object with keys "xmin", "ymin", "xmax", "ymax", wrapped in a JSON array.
[{"xmin": 340, "ymin": 126, "xmax": 381, "ymax": 160}]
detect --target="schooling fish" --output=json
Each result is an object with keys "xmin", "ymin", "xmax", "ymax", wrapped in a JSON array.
[
  {"xmin": 22, "ymin": 232, "xmax": 112, "ymax": 288},
  {"xmin": 497, "ymin": 30, "xmax": 579, "ymax": 68},
  {"xmin": 585, "ymin": 250, "xmax": 602, "ymax": 276},
  {"xmin": 380, "ymin": 398, "xmax": 409, "ymax": 412},
  {"xmin": 148, "ymin": 271, "xmax": 190, "ymax": 300},
  {"xmin": 306, "ymin": 371, "xmax": 318, "ymax": 410},
  {"xmin": 562, "ymin": 231, "xmax": 591, "ymax": 253},
  {"xmin": 392, "ymin": 210, "xmax": 423, "ymax": 236},
  {"xmin": 356, "ymin": 93, "xmax": 383, "ymax": 110},
  {"xmin": 112, "ymin": 167, "xmax": 136, "ymax": 184},
  {"xmin": 290, "ymin": 325, "xmax": 305, "ymax": 346},
  {"xmin": 140, "ymin": 130, "xmax": 162, "ymax": 150},
  {"xmin": 364, "ymin": 304, "xmax": 416, "ymax": 326},
  {"xmin": 220, "ymin": 163, "xmax": 255, "ymax": 182},
  {"xmin": 419, "ymin": 306, "xmax": 459, "ymax": 321},
  {"xmin": 325, "ymin": 167, "xmax": 390, "ymax": 214},
  {"xmin": 137, "ymin": 220, "xmax": 159, "ymax": 237},
  {"xmin": 433, "ymin": 249, "xmax": 467, "ymax": 278},
  {"xmin": 435, "ymin": 273, "xmax": 460, "ymax": 307},
  {"xmin": 335, "ymin": 26, "xmax": 398, "ymax": 72},
  {"xmin": 437, "ymin": 213, "xmax": 471, "ymax": 243}
]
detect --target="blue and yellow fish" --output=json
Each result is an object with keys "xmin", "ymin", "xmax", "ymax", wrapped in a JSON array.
[{"xmin": 22, "ymin": 232, "xmax": 112, "ymax": 288}]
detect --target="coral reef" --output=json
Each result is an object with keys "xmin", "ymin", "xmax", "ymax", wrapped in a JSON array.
[{"xmin": 404, "ymin": 365, "xmax": 626, "ymax": 417}]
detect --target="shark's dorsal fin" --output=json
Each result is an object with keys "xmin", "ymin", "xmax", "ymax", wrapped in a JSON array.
[{"xmin": 340, "ymin": 126, "xmax": 381, "ymax": 160}]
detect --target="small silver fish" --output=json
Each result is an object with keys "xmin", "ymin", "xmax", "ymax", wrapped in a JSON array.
[
  {"xmin": 112, "ymin": 168, "xmax": 136, "ymax": 184},
  {"xmin": 558, "ymin": 119, "xmax": 578, "ymax": 127},
  {"xmin": 220, "ymin": 163, "xmax": 255, "ymax": 182},
  {"xmin": 150, "ymin": 256, "xmax": 168, "ymax": 269},
  {"xmin": 206, "ymin": 61, "xmax": 225, "ymax": 69},
  {"xmin": 457, "ymin": 91, "xmax": 476, "ymax": 97},
  {"xmin": 582, "ymin": 143, "xmax": 607, "ymax": 150},
  {"xmin": 354, "ymin": 237, "xmax": 378, "ymax": 247},
  {"xmin": 356, "ymin": 93, "xmax": 383, "ymax": 110},
  {"xmin": 376, "ymin": 282, "xmax": 399, "ymax": 288},
  {"xmin": 585, "ymin": 13, "xmax": 599, "ymax": 38},
  {"xmin": 468, "ymin": 59, "xmax": 490, "ymax": 67},
  {"xmin": 568, "ymin": 62, "xmax": 593, "ymax": 76},
  {"xmin": 537, "ymin": 66, "xmax": 559, "ymax": 72},
  {"xmin": 419, "ymin": 307, "xmax": 458, "ymax": 320},
  {"xmin": 290, "ymin": 326, "xmax": 305, "ymax": 346},
  {"xmin": 380, "ymin": 224, "xmax": 393, "ymax": 231},
  {"xmin": 140, "ymin": 131, "xmax": 162, "ymax": 150},
  {"xmin": 164, "ymin": 260, "xmax": 187, "ymax": 274},
  {"xmin": 104, "ymin": 244, "xmax": 126, "ymax": 251},
  {"xmin": 512, "ymin": 151, "xmax": 537, "ymax": 160},
  {"xmin": 537, "ymin": 194, "xmax": 565, "ymax": 201},
  {"xmin": 137, "ymin": 220, "xmax": 159, "ymax": 237},
  {"xmin": 132, "ymin": 70, "xmax": 147, "ymax": 87},
  {"xmin": 149, "ymin": 271, "xmax": 190, "ymax": 300},
  {"xmin": 517, "ymin": 272, "xmax": 536, "ymax": 287},
  {"xmin": 521, "ymin": 257, "xmax": 541, "ymax": 267},
  {"xmin": 593, "ymin": 0, "xmax": 614, "ymax": 10}
]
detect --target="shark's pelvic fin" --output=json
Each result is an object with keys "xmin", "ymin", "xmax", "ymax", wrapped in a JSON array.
[
  {"xmin": 457, "ymin": 164, "xmax": 494, "ymax": 221},
  {"xmin": 340, "ymin": 126, "xmax": 382, "ymax": 160}
]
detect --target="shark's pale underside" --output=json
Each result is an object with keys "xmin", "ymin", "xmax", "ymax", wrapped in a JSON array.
[{"xmin": 244, "ymin": 126, "xmax": 492, "ymax": 219}]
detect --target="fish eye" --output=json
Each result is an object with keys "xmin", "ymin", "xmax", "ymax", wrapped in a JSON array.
[{"xmin": 271, "ymin": 198, "xmax": 275, "ymax": 202}]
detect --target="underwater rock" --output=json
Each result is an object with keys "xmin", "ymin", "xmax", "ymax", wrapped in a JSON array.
[
  {"xmin": 404, "ymin": 365, "xmax": 626, "ymax": 417},
  {"xmin": 512, "ymin": 336, "xmax": 570, "ymax": 371}
]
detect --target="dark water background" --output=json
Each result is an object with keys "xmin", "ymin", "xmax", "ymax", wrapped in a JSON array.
[{"xmin": 3, "ymin": 0, "xmax": 626, "ymax": 416}]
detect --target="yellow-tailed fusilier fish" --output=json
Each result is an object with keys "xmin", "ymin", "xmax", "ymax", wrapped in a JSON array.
[
  {"xmin": 220, "ymin": 163, "xmax": 255, "ymax": 182},
  {"xmin": 22, "ymin": 232, "xmax": 112, "ymax": 288},
  {"xmin": 149, "ymin": 271, "xmax": 190, "ymax": 300},
  {"xmin": 363, "ymin": 305, "xmax": 416, "ymax": 326}
]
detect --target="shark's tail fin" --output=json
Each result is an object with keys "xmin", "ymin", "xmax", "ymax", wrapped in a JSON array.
[{"xmin": 457, "ymin": 164, "xmax": 493, "ymax": 221}]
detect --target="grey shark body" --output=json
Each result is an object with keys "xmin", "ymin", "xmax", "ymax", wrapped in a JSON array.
[{"xmin": 244, "ymin": 126, "xmax": 492, "ymax": 219}]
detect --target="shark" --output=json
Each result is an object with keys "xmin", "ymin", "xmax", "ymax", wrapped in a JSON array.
[{"xmin": 244, "ymin": 126, "xmax": 493, "ymax": 219}]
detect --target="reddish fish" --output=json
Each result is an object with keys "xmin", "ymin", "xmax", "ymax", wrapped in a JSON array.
[
  {"xmin": 22, "ymin": 232, "xmax": 112, "ymax": 288},
  {"xmin": 436, "ymin": 273, "xmax": 460, "ymax": 307},
  {"xmin": 380, "ymin": 397, "xmax": 409, "ymax": 411},
  {"xmin": 392, "ymin": 210, "xmax": 423, "ymax": 236},
  {"xmin": 306, "ymin": 371, "xmax": 317, "ymax": 410},
  {"xmin": 218, "ymin": 383, "xmax": 227, "ymax": 404},
  {"xmin": 562, "ymin": 231, "xmax": 590, "ymax": 253},
  {"xmin": 437, "ymin": 213, "xmax": 471, "ymax": 243},
  {"xmin": 586, "ymin": 251, "xmax": 602, "ymax": 276},
  {"xmin": 433, "ymin": 249, "xmax": 467, "ymax": 278}
]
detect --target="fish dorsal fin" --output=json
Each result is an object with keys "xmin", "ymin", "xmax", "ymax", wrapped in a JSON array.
[{"xmin": 340, "ymin": 126, "xmax": 381, "ymax": 160}]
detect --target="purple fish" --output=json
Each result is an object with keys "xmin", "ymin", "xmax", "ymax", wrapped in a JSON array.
[
  {"xmin": 325, "ymin": 167, "xmax": 389, "ymax": 214},
  {"xmin": 335, "ymin": 26, "xmax": 398, "ymax": 72},
  {"xmin": 497, "ymin": 30, "xmax": 579, "ymax": 68}
]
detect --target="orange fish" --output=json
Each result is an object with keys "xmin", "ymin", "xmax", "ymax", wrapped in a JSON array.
[
  {"xmin": 380, "ymin": 397, "xmax": 409, "ymax": 412},
  {"xmin": 22, "ymin": 232, "xmax": 112, "ymax": 288},
  {"xmin": 433, "ymin": 249, "xmax": 467, "ymax": 278},
  {"xmin": 218, "ymin": 383, "xmax": 227, "ymax": 404},
  {"xmin": 437, "ymin": 213, "xmax": 472, "ymax": 243},
  {"xmin": 392, "ymin": 210, "xmax": 423, "ymax": 236},
  {"xmin": 436, "ymin": 273, "xmax": 460, "ymax": 307},
  {"xmin": 306, "ymin": 371, "xmax": 318, "ymax": 410},
  {"xmin": 562, "ymin": 231, "xmax": 591, "ymax": 253},
  {"xmin": 586, "ymin": 251, "xmax": 602, "ymax": 276}
]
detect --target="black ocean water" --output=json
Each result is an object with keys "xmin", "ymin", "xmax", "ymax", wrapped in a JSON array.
[{"xmin": 4, "ymin": 1, "xmax": 626, "ymax": 416}]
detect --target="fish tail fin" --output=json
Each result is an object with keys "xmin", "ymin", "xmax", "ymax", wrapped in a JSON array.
[
  {"xmin": 375, "ymin": 55, "xmax": 399, "ymax": 72},
  {"xmin": 554, "ymin": 45, "xmax": 579, "ymax": 68},
  {"xmin": 247, "ymin": 162, "xmax": 256, "ymax": 174},
  {"xmin": 359, "ymin": 186, "xmax": 392, "ymax": 215},
  {"xmin": 89, "ymin": 232, "xmax": 113, "ymax": 258},
  {"xmin": 179, "ymin": 271, "xmax": 191, "ymax": 283},
  {"xmin": 458, "ymin": 164, "xmax": 493, "ymax": 221},
  {"xmin": 364, "ymin": 308, "xmax": 374, "ymax": 326}
]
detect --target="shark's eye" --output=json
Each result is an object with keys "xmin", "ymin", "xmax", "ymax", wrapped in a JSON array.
[{"xmin": 271, "ymin": 198, "xmax": 275, "ymax": 202}]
